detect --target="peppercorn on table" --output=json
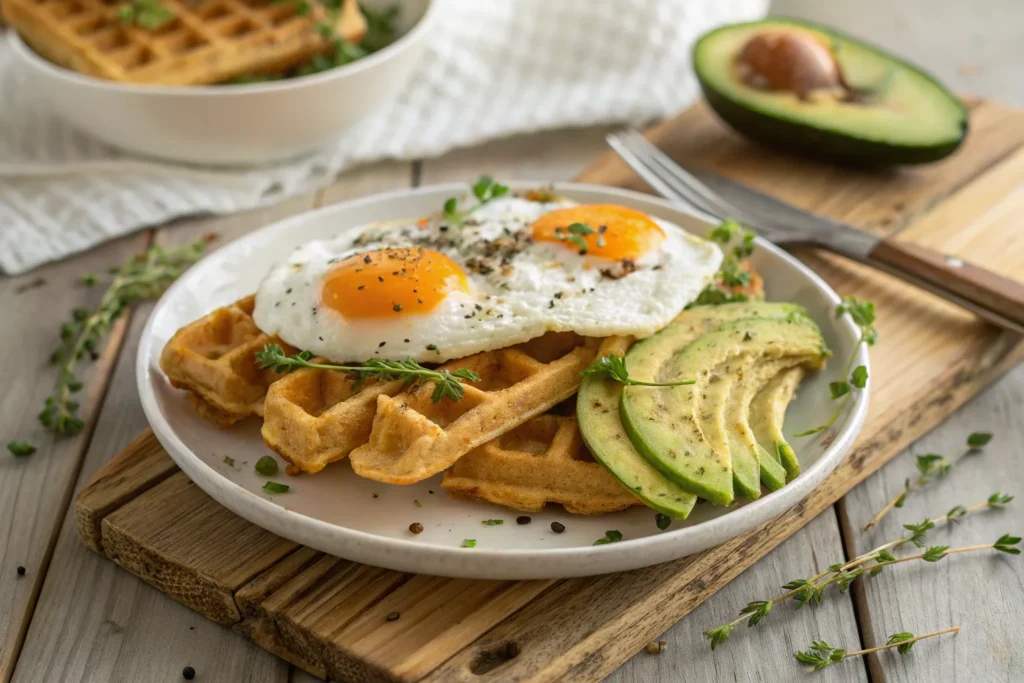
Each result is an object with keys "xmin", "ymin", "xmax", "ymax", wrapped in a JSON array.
[{"xmin": 4, "ymin": 5, "xmax": 1024, "ymax": 680}]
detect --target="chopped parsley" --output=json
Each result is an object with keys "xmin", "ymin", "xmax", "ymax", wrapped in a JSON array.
[
  {"xmin": 118, "ymin": 0, "xmax": 174, "ymax": 30},
  {"xmin": 461, "ymin": 539, "xmax": 477, "ymax": 548},
  {"xmin": 255, "ymin": 456, "xmax": 279, "ymax": 476},
  {"xmin": 263, "ymin": 481, "xmax": 289, "ymax": 494},
  {"xmin": 223, "ymin": 456, "xmax": 235, "ymax": 467},
  {"xmin": 593, "ymin": 530, "xmax": 623, "ymax": 545},
  {"xmin": 482, "ymin": 519, "xmax": 504, "ymax": 526}
]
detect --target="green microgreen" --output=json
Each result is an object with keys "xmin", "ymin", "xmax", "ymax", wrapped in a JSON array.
[
  {"xmin": 864, "ymin": 432, "xmax": 994, "ymax": 531},
  {"xmin": 263, "ymin": 481, "xmax": 290, "ymax": 494},
  {"xmin": 7, "ymin": 441, "xmax": 36, "ymax": 457},
  {"xmin": 255, "ymin": 344, "xmax": 480, "ymax": 403},
  {"xmin": 581, "ymin": 355, "xmax": 695, "ymax": 388},
  {"xmin": 461, "ymin": 539, "xmax": 477, "ymax": 548},
  {"xmin": 795, "ymin": 296, "xmax": 875, "ymax": 438},
  {"xmin": 794, "ymin": 627, "xmax": 958, "ymax": 672},
  {"xmin": 41, "ymin": 236, "xmax": 213, "ymax": 437},
  {"xmin": 703, "ymin": 494, "xmax": 1014, "ymax": 649},
  {"xmin": 255, "ymin": 456, "xmax": 279, "ymax": 477},
  {"xmin": 118, "ymin": 0, "xmax": 174, "ymax": 30},
  {"xmin": 441, "ymin": 175, "xmax": 510, "ymax": 225},
  {"xmin": 482, "ymin": 519, "xmax": 503, "ymax": 526},
  {"xmin": 689, "ymin": 219, "xmax": 759, "ymax": 308}
]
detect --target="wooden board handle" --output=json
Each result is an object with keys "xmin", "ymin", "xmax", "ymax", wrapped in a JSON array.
[{"xmin": 870, "ymin": 239, "xmax": 1024, "ymax": 329}]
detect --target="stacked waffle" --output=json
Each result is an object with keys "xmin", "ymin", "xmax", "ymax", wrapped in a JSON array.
[{"xmin": 3, "ymin": 0, "xmax": 366, "ymax": 84}]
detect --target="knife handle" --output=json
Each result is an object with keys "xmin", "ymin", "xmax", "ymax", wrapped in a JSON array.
[{"xmin": 869, "ymin": 238, "xmax": 1024, "ymax": 329}]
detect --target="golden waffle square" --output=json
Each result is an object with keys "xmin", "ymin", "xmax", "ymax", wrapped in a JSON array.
[
  {"xmin": 348, "ymin": 332, "xmax": 604, "ymax": 485},
  {"xmin": 5, "ymin": 0, "xmax": 366, "ymax": 85},
  {"xmin": 442, "ymin": 412, "xmax": 642, "ymax": 515},
  {"xmin": 159, "ymin": 295, "xmax": 294, "ymax": 427}
]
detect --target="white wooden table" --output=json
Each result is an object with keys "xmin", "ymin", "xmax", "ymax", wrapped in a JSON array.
[{"xmin": 3, "ymin": 3, "xmax": 1023, "ymax": 681}]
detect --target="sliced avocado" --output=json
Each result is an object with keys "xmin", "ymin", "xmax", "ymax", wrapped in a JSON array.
[
  {"xmin": 622, "ymin": 315, "xmax": 827, "ymax": 505},
  {"xmin": 700, "ymin": 358, "xmax": 762, "ymax": 500},
  {"xmin": 694, "ymin": 19, "xmax": 967, "ymax": 165},
  {"xmin": 721, "ymin": 355, "xmax": 791, "ymax": 494},
  {"xmin": 578, "ymin": 371, "xmax": 697, "ymax": 520},
  {"xmin": 750, "ymin": 363, "xmax": 806, "ymax": 479}
]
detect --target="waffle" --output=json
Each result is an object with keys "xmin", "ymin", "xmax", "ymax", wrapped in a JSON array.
[
  {"xmin": 5, "ymin": 0, "xmax": 366, "ymax": 85},
  {"xmin": 442, "ymin": 411, "xmax": 643, "ymax": 514},
  {"xmin": 347, "ymin": 332, "xmax": 603, "ymax": 485},
  {"xmin": 159, "ymin": 295, "xmax": 293, "ymax": 427}
]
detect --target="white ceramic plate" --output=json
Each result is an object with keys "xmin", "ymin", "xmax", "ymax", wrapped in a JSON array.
[{"xmin": 137, "ymin": 182, "xmax": 868, "ymax": 579}]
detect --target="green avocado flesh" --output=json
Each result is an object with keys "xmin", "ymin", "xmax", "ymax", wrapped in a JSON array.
[
  {"xmin": 694, "ymin": 19, "xmax": 967, "ymax": 165},
  {"xmin": 750, "ymin": 363, "xmax": 806, "ymax": 480},
  {"xmin": 578, "ymin": 375, "xmax": 697, "ymax": 520},
  {"xmin": 622, "ymin": 312, "xmax": 827, "ymax": 506}
]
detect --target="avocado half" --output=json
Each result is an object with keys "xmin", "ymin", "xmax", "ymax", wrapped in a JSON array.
[{"xmin": 693, "ymin": 19, "xmax": 968, "ymax": 165}]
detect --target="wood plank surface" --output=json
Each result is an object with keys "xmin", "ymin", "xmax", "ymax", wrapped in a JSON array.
[{"xmin": 839, "ymin": 368, "xmax": 1024, "ymax": 683}]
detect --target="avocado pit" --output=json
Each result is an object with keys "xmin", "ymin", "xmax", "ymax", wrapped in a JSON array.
[{"xmin": 737, "ymin": 31, "xmax": 846, "ymax": 99}]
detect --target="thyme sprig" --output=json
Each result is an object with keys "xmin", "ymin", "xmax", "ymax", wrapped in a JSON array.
[
  {"xmin": 795, "ymin": 627, "xmax": 959, "ymax": 672},
  {"xmin": 864, "ymin": 432, "xmax": 994, "ymax": 531},
  {"xmin": 40, "ymin": 237, "xmax": 213, "ymax": 436},
  {"xmin": 255, "ymin": 344, "xmax": 481, "ymax": 403},
  {"xmin": 442, "ymin": 176, "xmax": 510, "ymax": 225},
  {"xmin": 794, "ymin": 296, "xmax": 875, "ymax": 437},
  {"xmin": 581, "ymin": 355, "xmax": 696, "ymax": 387},
  {"xmin": 703, "ymin": 493, "xmax": 1014, "ymax": 649}
]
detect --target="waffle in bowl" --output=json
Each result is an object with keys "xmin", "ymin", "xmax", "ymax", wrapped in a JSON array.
[
  {"xmin": 442, "ymin": 410, "xmax": 643, "ymax": 515},
  {"xmin": 266, "ymin": 331, "xmax": 603, "ymax": 479},
  {"xmin": 4, "ymin": 0, "xmax": 367, "ymax": 85},
  {"xmin": 159, "ymin": 295, "xmax": 294, "ymax": 427}
]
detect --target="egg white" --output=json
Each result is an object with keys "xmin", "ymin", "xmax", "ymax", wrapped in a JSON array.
[{"xmin": 252, "ymin": 196, "xmax": 722, "ymax": 362}]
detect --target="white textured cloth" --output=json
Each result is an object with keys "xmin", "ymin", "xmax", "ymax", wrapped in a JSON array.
[{"xmin": 0, "ymin": 0, "xmax": 767, "ymax": 274}]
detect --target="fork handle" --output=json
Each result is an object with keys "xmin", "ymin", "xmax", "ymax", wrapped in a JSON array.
[{"xmin": 868, "ymin": 239, "xmax": 1024, "ymax": 329}]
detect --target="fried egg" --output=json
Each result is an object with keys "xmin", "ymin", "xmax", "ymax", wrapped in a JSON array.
[{"xmin": 252, "ymin": 195, "xmax": 722, "ymax": 362}]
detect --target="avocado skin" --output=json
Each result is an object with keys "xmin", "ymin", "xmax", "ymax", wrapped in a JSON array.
[{"xmin": 694, "ymin": 19, "xmax": 969, "ymax": 166}]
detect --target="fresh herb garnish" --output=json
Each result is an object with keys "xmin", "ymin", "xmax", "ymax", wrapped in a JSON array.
[
  {"xmin": 703, "ymin": 494, "xmax": 1016, "ymax": 649},
  {"xmin": 581, "ymin": 355, "xmax": 695, "ymax": 388},
  {"xmin": 223, "ymin": 456, "xmax": 235, "ymax": 467},
  {"xmin": 794, "ymin": 296, "xmax": 875, "ymax": 438},
  {"xmin": 795, "ymin": 627, "xmax": 959, "ymax": 672},
  {"xmin": 593, "ymin": 530, "xmax": 623, "ymax": 545},
  {"xmin": 482, "ymin": 519, "xmax": 503, "ymax": 526},
  {"xmin": 263, "ymin": 481, "xmax": 290, "ymax": 494},
  {"xmin": 7, "ymin": 441, "xmax": 36, "ymax": 457},
  {"xmin": 41, "ymin": 237, "xmax": 212, "ymax": 436},
  {"xmin": 461, "ymin": 539, "xmax": 477, "ymax": 548},
  {"xmin": 118, "ymin": 0, "xmax": 174, "ymax": 30},
  {"xmin": 255, "ymin": 456, "xmax": 279, "ymax": 477},
  {"xmin": 690, "ymin": 219, "xmax": 758, "ymax": 308},
  {"xmin": 255, "ymin": 344, "xmax": 480, "ymax": 403},
  {"xmin": 442, "ymin": 176, "xmax": 510, "ymax": 225},
  {"xmin": 864, "ymin": 432, "xmax": 994, "ymax": 530}
]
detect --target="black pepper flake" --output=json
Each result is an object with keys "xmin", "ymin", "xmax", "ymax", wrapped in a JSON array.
[
  {"xmin": 393, "ymin": 304, "xmax": 403, "ymax": 312},
  {"xmin": 378, "ymin": 341, "xmax": 386, "ymax": 348},
  {"xmin": 428, "ymin": 489, "xmax": 435, "ymax": 494},
  {"xmin": 516, "ymin": 516, "xmax": 531, "ymax": 525},
  {"xmin": 386, "ymin": 611, "xmax": 400, "ymax": 622},
  {"xmin": 404, "ymin": 338, "xmax": 410, "ymax": 343},
  {"xmin": 378, "ymin": 276, "xmax": 384, "ymax": 282},
  {"xmin": 372, "ymin": 493, "xmax": 379, "ymax": 498},
  {"xmin": 474, "ymin": 303, "xmax": 483, "ymax": 311},
  {"xmin": 357, "ymin": 285, "xmax": 365, "ymax": 290},
  {"xmin": 318, "ymin": 336, "xmax": 323, "ymax": 341},
  {"xmin": 427, "ymin": 344, "xmax": 439, "ymax": 353},
  {"xmin": 409, "ymin": 522, "xmax": 423, "ymax": 534},
  {"xmin": 417, "ymin": 298, "xmax": 424, "ymax": 304},
  {"xmin": 553, "ymin": 291, "xmax": 563, "ymax": 299},
  {"xmin": 182, "ymin": 666, "xmax": 196, "ymax": 680},
  {"xmin": 364, "ymin": 255, "xmax": 372, "ymax": 264},
  {"xmin": 550, "ymin": 521, "xmax": 565, "ymax": 534},
  {"xmin": 285, "ymin": 287, "xmax": 292, "ymax": 294},
  {"xmin": 16, "ymin": 566, "xmax": 26, "ymax": 576}
]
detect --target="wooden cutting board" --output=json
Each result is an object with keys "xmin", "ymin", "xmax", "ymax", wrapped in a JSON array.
[{"xmin": 76, "ymin": 99, "xmax": 1024, "ymax": 682}]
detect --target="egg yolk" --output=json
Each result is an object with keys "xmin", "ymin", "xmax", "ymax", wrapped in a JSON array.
[
  {"xmin": 322, "ymin": 248, "xmax": 469, "ymax": 319},
  {"xmin": 530, "ymin": 204, "xmax": 665, "ymax": 260}
]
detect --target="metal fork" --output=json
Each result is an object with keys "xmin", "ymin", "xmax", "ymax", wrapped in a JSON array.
[{"xmin": 606, "ymin": 128, "xmax": 1024, "ymax": 335}]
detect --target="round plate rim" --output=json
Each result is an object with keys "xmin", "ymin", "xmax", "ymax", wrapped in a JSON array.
[{"xmin": 136, "ymin": 180, "xmax": 869, "ymax": 579}]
